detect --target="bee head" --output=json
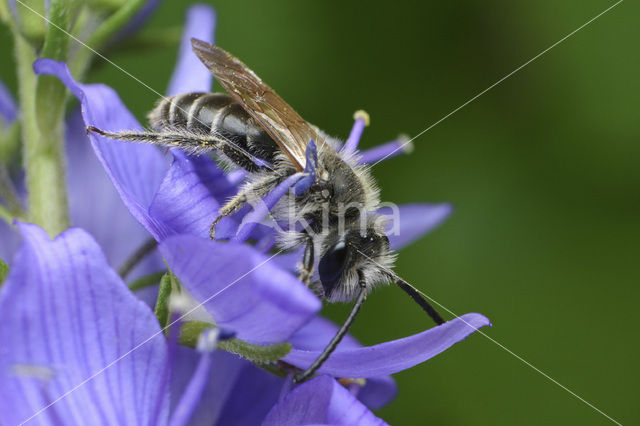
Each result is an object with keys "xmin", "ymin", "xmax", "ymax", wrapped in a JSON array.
[{"xmin": 318, "ymin": 222, "xmax": 392, "ymax": 302}]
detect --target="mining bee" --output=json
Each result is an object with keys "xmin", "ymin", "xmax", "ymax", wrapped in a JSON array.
[{"xmin": 88, "ymin": 38, "xmax": 444, "ymax": 383}]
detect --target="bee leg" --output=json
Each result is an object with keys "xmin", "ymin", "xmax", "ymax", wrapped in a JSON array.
[
  {"xmin": 210, "ymin": 192, "xmax": 248, "ymax": 239},
  {"xmin": 298, "ymin": 234, "xmax": 314, "ymax": 286},
  {"xmin": 293, "ymin": 278, "xmax": 367, "ymax": 384},
  {"xmin": 210, "ymin": 175, "xmax": 280, "ymax": 239}
]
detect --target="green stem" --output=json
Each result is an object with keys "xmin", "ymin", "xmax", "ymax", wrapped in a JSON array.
[
  {"xmin": 0, "ymin": 203, "xmax": 14, "ymax": 225},
  {"xmin": 0, "ymin": 165, "xmax": 26, "ymax": 219},
  {"xmin": 118, "ymin": 237, "xmax": 158, "ymax": 278},
  {"xmin": 15, "ymin": 35, "xmax": 70, "ymax": 235}
]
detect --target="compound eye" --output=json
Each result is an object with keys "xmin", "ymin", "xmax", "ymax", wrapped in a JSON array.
[{"xmin": 318, "ymin": 241, "xmax": 349, "ymax": 297}]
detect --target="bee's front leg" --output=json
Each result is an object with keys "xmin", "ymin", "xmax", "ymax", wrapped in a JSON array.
[
  {"xmin": 210, "ymin": 175, "xmax": 281, "ymax": 239},
  {"xmin": 210, "ymin": 192, "xmax": 248, "ymax": 239},
  {"xmin": 298, "ymin": 234, "xmax": 314, "ymax": 286}
]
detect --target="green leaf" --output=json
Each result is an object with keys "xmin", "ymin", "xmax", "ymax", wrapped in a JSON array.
[
  {"xmin": 0, "ymin": 257, "xmax": 8, "ymax": 286},
  {"xmin": 154, "ymin": 272, "xmax": 174, "ymax": 329},
  {"xmin": 179, "ymin": 321, "xmax": 292, "ymax": 364},
  {"xmin": 128, "ymin": 270, "xmax": 165, "ymax": 291}
]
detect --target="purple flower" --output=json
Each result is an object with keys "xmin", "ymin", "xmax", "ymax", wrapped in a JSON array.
[
  {"xmin": 19, "ymin": 3, "xmax": 493, "ymax": 422},
  {"xmin": 0, "ymin": 223, "xmax": 171, "ymax": 425},
  {"xmin": 0, "ymin": 222, "xmax": 287, "ymax": 425},
  {"xmin": 263, "ymin": 375, "xmax": 388, "ymax": 426}
]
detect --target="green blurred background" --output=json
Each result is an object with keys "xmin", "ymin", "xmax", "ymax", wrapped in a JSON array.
[{"xmin": 2, "ymin": 0, "xmax": 638, "ymax": 424}]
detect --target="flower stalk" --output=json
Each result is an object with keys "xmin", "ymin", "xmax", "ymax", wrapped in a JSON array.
[{"xmin": 15, "ymin": 31, "xmax": 70, "ymax": 236}]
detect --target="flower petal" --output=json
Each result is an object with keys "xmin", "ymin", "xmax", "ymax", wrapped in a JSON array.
[
  {"xmin": 159, "ymin": 234, "xmax": 321, "ymax": 344},
  {"xmin": 116, "ymin": 0, "xmax": 162, "ymax": 41},
  {"xmin": 379, "ymin": 203, "xmax": 453, "ymax": 250},
  {"xmin": 0, "ymin": 221, "xmax": 21, "ymax": 263},
  {"xmin": 357, "ymin": 375, "xmax": 397, "ymax": 410},
  {"xmin": 263, "ymin": 375, "xmax": 388, "ymax": 426},
  {"xmin": 65, "ymin": 110, "xmax": 163, "ymax": 278},
  {"xmin": 168, "ymin": 350, "xmax": 213, "ymax": 426},
  {"xmin": 148, "ymin": 151, "xmax": 236, "ymax": 238},
  {"xmin": 288, "ymin": 316, "xmax": 396, "ymax": 409},
  {"xmin": 283, "ymin": 313, "xmax": 490, "ymax": 378},
  {"xmin": 170, "ymin": 347, "xmax": 283, "ymax": 425},
  {"xmin": 0, "ymin": 78, "xmax": 18, "ymax": 123},
  {"xmin": 167, "ymin": 4, "xmax": 216, "ymax": 95},
  {"xmin": 292, "ymin": 141, "xmax": 318, "ymax": 195},
  {"xmin": 34, "ymin": 59, "xmax": 171, "ymax": 241},
  {"xmin": 0, "ymin": 223, "xmax": 169, "ymax": 425}
]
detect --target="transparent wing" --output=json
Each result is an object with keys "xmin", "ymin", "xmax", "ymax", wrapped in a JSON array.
[{"xmin": 191, "ymin": 38, "xmax": 320, "ymax": 171}]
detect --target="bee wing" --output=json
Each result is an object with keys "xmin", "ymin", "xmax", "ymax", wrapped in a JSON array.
[{"xmin": 191, "ymin": 38, "xmax": 319, "ymax": 171}]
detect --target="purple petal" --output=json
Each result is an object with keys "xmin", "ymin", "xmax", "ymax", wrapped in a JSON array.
[
  {"xmin": 0, "ymin": 78, "xmax": 18, "ymax": 123},
  {"xmin": 263, "ymin": 375, "xmax": 387, "ymax": 426},
  {"xmin": 116, "ymin": 0, "xmax": 162, "ymax": 41},
  {"xmin": 168, "ymin": 351, "xmax": 212, "ymax": 426},
  {"xmin": 358, "ymin": 136, "xmax": 413, "ymax": 164},
  {"xmin": 271, "ymin": 248, "xmax": 302, "ymax": 273},
  {"xmin": 167, "ymin": 5, "xmax": 216, "ymax": 95},
  {"xmin": 0, "ymin": 223, "xmax": 169, "ymax": 425},
  {"xmin": 170, "ymin": 347, "xmax": 283, "ymax": 425},
  {"xmin": 288, "ymin": 316, "xmax": 396, "ymax": 410},
  {"xmin": 34, "ymin": 59, "xmax": 171, "ymax": 241},
  {"xmin": 0, "ymin": 221, "xmax": 21, "ymax": 263},
  {"xmin": 379, "ymin": 203, "xmax": 453, "ymax": 250},
  {"xmin": 160, "ymin": 235, "xmax": 320, "ymax": 344},
  {"xmin": 357, "ymin": 375, "xmax": 397, "ymax": 410},
  {"xmin": 288, "ymin": 316, "xmax": 361, "ymax": 351},
  {"xmin": 148, "ymin": 151, "xmax": 236, "ymax": 238},
  {"xmin": 293, "ymin": 140, "xmax": 318, "ymax": 195},
  {"xmin": 283, "ymin": 313, "xmax": 491, "ymax": 377},
  {"xmin": 66, "ymin": 110, "xmax": 163, "ymax": 278}
]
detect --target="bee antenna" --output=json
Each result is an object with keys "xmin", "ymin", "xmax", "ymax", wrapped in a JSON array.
[{"xmin": 394, "ymin": 276, "xmax": 445, "ymax": 325}]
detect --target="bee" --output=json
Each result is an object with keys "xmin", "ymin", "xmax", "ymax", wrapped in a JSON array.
[{"xmin": 88, "ymin": 38, "xmax": 444, "ymax": 383}]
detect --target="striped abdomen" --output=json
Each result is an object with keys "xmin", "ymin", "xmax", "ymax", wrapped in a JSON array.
[{"xmin": 149, "ymin": 92, "xmax": 279, "ymax": 171}]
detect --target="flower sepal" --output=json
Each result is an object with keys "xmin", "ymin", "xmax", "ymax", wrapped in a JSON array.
[{"xmin": 180, "ymin": 321, "xmax": 293, "ymax": 365}]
